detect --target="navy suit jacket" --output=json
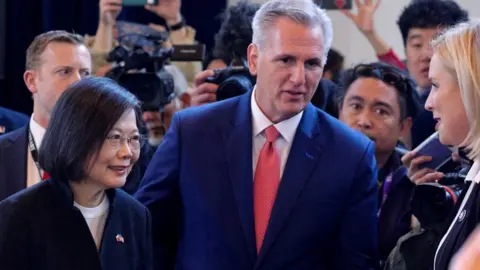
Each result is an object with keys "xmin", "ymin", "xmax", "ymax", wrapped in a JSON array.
[
  {"xmin": 0, "ymin": 107, "xmax": 29, "ymax": 135},
  {"xmin": 135, "ymin": 91, "xmax": 379, "ymax": 270},
  {"xmin": 0, "ymin": 126, "xmax": 150, "ymax": 201},
  {"xmin": 0, "ymin": 178, "xmax": 153, "ymax": 270}
]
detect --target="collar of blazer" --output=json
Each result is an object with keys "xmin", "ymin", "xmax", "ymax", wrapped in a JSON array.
[{"xmin": 48, "ymin": 178, "xmax": 118, "ymax": 212}]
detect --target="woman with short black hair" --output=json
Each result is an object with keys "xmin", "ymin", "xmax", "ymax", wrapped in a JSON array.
[{"xmin": 0, "ymin": 77, "xmax": 153, "ymax": 270}]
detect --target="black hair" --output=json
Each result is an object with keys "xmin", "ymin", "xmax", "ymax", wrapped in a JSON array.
[
  {"xmin": 338, "ymin": 62, "xmax": 422, "ymax": 121},
  {"xmin": 212, "ymin": 0, "xmax": 261, "ymax": 65},
  {"xmin": 38, "ymin": 77, "xmax": 142, "ymax": 182},
  {"xmin": 397, "ymin": 0, "xmax": 468, "ymax": 46},
  {"xmin": 324, "ymin": 48, "xmax": 344, "ymax": 84}
]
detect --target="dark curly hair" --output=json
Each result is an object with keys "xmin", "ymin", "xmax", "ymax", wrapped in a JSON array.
[
  {"xmin": 339, "ymin": 62, "xmax": 422, "ymax": 121},
  {"xmin": 397, "ymin": 0, "xmax": 468, "ymax": 46},
  {"xmin": 212, "ymin": 0, "xmax": 261, "ymax": 65}
]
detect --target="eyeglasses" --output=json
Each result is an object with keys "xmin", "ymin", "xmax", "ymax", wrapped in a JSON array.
[
  {"xmin": 106, "ymin": 134, "xmax": 146, "ymax": 150},
  {"xmin": 353, "ymin": 64, "xmax": 409, "ymax": 93}
]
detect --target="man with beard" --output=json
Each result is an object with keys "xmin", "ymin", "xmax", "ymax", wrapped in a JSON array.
[{"xmin": 338, "ymin": 62, "xmax": 422, "ymax": 264}]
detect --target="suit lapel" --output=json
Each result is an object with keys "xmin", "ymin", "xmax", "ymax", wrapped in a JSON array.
[
  {"xmin": 0, "ymin": 127, "xmax": 28, "ymax": 198},
  {"xmin": 256, "ymin": 104, "xmax": 326, "ymax": 265},
  {"xmin": 223, "ymin": 92, "xmax": 257, "ymax": 263}
]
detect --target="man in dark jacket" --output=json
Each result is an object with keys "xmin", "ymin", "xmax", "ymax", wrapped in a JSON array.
[{"xmin": 337, "ymin": 62, "xmax": 423, "ymax": 265}]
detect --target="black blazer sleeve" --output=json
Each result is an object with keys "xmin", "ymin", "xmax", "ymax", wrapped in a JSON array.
[
  {"xmin": 0, "ymin": 200, "xmax": 29, "ymax": 270},
  {"xmin": 144, "ymin": 207, "xmax": 154, "ymax": 270}
]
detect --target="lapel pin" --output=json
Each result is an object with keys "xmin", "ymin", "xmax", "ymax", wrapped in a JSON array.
[{"xmin": 116, "ymin": 234, "xmax": 125, "ymax": 244}]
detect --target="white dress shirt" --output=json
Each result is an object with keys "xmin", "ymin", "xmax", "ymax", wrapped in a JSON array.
[
  {"xmin": 251, "ymin": 88, "xmax": 303, "ymax": 179},
  {"xmin": 433, "ymin": 159, "xmax": 480, "ymax": 268},
  {"xmin": 27, "ymin": 116, "xmax": 46, "ymax": 187}
]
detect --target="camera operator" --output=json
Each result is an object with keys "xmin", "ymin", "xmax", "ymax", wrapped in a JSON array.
[
  {"xmin": 86, "ymin": 0, "xmax": 201, "ymax": 86},
  {"xmin": 189, "ymin": 0, "xmax": 341, "ymax": 118}
]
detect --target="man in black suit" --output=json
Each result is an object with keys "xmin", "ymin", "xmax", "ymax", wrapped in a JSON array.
[
  {"xmin": 0, "ymin": 30, "xmax": 148, "ymax": 201},
  {"xmin": 0, "ymin": 107, "xmax": 29, "ymax": 135}
]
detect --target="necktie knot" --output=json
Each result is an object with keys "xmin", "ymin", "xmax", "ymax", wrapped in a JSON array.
[{"xmin": 264, "ymin": 125, "xmax": 279, "ymax": 143}]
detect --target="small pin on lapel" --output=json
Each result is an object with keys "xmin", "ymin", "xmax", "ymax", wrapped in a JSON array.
[{"xmin": 116, "ymin": 234, "xmax": 125, "ymax": 244}]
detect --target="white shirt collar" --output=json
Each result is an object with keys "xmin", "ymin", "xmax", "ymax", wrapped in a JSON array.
[
  {"xmin": 250, "ymin": 87, "xmax": 303, "ymax": 143},
  {"xmin": 29, "ymin": 115, "xmax": 46, "ymax": 148},
  {"xmin": 465, "ymin": 158, "xmax": 480, "ymax": 184}
]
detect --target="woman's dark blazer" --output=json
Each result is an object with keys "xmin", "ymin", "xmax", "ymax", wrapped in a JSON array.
[{"xmin": 0, "ymin": 177, "xmax": 153, "ymax": 270}]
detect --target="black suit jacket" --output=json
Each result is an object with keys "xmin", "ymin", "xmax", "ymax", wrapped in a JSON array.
[
  {"xmin": 0, "ymin": 178, "xmax": 153, "ymax": 270},
  {"xmin": 0, "ymin": 126, "xmax": 151, "ymax": 201}
]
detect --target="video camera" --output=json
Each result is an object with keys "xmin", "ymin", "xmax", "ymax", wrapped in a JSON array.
[
  {"xmin": 106, "ymin": 26, "xmax": 205, "ymax": 111},
  {"xmin": 205, "ymin": 55, "xmax": 256, "ymax": 101},
  {"xmin": 411, "ymin": 171, "xmax": 468, "ymax": 228}
]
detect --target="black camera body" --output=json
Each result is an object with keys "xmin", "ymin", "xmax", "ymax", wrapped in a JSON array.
[
  {"xmin": 205, "ymin": 57, "xmax": 255, "ymax": 101},
  {"xmin": 106, "ymin": 32, "xmax": 206, "ymax": 111},
  {"xmin": 411, "ymin": 171, "xmax": 468, "ymax": 228},
  {"xmin": 106, "ymin": 33, "xmax": 175, "ymax": 111}
]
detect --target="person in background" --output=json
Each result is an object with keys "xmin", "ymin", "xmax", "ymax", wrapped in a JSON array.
[
  {"xmin": 338, "ymin": 62, "xmax": 422, "ymax": 264},
  {"xmin": 0, "ymin": 106, "xmax": 29, "ymax": 135},
  {"xmin": 343, "ymin": 0, "xmax": 469, "ymax": 149},
  {"xmin": 87, "ymin": 0, "xmax": 201, "ymax": 86},
  {"xmin": 0, "ymin": 77, "xmax": 152, "ymax": 270},
  {"xmin": 135, "ymin": 0, "xmax": 378, "ymax": 269},
  {"xmin": 322, "ymin": 48, "xmax": 344, "ymax": 85}
]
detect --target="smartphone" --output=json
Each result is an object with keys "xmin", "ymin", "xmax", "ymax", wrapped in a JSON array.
[
  {"xmin": 314, "ymin": 0, "xmax": 353, "ymax": 10},
  {"xmin": 413, "ymin": 132, "xmax": 453, "ymax": 170},
  {"xmin": 123, "ymin": 0, "xmax": 158, "ymax": 6}
]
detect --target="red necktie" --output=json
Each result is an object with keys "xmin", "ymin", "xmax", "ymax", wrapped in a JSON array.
[
  {"xmin": 254, "ymin": 125, "xmax": 280, "ymax": 253},
  {"xmin": 42, "ymin": 171, "xmax": 50, "ymax": 180}
]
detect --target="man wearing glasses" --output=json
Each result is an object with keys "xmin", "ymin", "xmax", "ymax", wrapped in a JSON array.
[{"xmin": 338, "ymin": 62, "xmax": 422, "ymax": 264}]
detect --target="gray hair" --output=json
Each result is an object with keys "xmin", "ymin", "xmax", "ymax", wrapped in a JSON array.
[{"xmin": 252, "ymin": 0, "xmax": 333, "ymax": 65}]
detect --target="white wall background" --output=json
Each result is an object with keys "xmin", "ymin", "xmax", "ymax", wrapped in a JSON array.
[{"xmin": 227, "ymin": 0, "xmax": 480, "ymax": 67}]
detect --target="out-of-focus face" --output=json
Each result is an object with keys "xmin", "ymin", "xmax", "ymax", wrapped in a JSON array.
[
  {"xmin": 405, "ymin": 27, "xmax": 439, "ymax": 91},
  {"xmin": 87, "ymin": 110, "xmax": 141, "ymax": 189},
  {"xmin": 247, "ymin": 17, "xmax": 325, "ymax": 123},
  {"xmin": 24, "ymin": 42, "xmax": 92, "ymax": 118},
  {"xmin": 426, "ymin": 53, "xmax": 469, "ymax": 146},
  {"xmin": 339, "ymin": 77, "xmax": 410, "ymax": 157},
  {"xmin": 142, "ymin": 96, "xmax": 187, "ymax": 146}
]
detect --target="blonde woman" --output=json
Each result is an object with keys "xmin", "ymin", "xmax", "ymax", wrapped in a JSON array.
[{"xmin": 423, "ymin": 19, "xmax": 480, "ymax": 269}]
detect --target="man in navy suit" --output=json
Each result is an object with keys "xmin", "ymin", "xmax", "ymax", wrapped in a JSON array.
[
  {"xmin": 0, "ymin": 107, "xmax": 29, "ymax": 135},
  {"xmin": 135, "ymin": 0, "xmax": 378, "ymax": 269}
]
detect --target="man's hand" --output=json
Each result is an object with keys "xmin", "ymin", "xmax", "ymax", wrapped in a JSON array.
[
  {"xmin": 99, "ymin": 0, "xmax": 122, "ymax": 26},
  {"xmin": 187, "ymin": 70, "xmax": 218, "ymax": 106},
  {"xmin": 450, "ymin": 226, "xmax": 480, "ymax": 270},
  {"xmin": 401, "ymin": 151, "xmax": 444, "ymax": 185},
  {"xmin": 341, "ymin": 0, "xmax": 380, "ymax": 35},
  {"xmin": 145, "ymin": 0, "xmax": 182, "ymax": 26}
]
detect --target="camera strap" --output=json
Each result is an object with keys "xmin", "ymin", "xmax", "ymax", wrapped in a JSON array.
[
  {"xmin": 28, "ymin": 127, "xmax": 49, "ymax": 180},
  {"xmin": 378, "ymin": 172, "xmax": 393, "ymax": 216}
]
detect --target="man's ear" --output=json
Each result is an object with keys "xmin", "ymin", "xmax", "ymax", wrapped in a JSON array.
[
  {"xmin": 180, "ymin": 92, "xmax": 191, "ymax": 109},
  {"xmin": 23, "ymin": 70, "xmax": 38, "ymax": 94},
  {"xmin": 247, "ymin": 43, "xmax": 259, "ymax": 76}
]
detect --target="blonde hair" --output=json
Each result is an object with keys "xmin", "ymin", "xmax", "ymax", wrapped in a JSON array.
[{"xmin": 431, "ymin": 19, "xmax": 480, "ymax": 159}]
